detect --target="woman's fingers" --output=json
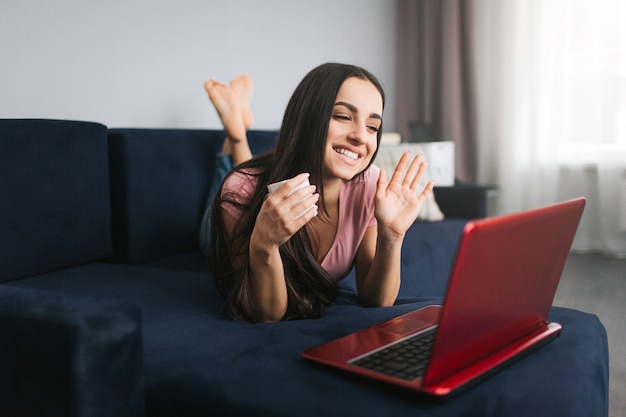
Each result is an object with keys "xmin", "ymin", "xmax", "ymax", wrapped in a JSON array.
[
  {"xmin": 388, "ymin": 151, "xmax": 410, "ymax": 185},
  {"xmin": 263, "ymin": 173, "xmax": 318, "ymax": 237},
  {"xmin": 388, "ymin": 152, "xmax": 430, "ymax": 191},
  {"xmin": 408, "ymin": 155, "xmax": 428, "ymax": 191}
]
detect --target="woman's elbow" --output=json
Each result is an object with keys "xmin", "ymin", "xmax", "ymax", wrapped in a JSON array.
[
  {"xmin": 249, "ymin": 305, "xmax": 287, "ymax": 323},
  {"xmin": 359, "ymin": 295, "xmax": 396, "ymax": 308},
  {"xmin": 256, "ymin": 314, "xmax": 284, "ymax": 323}
]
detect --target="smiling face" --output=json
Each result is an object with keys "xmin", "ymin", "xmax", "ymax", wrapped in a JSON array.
[{"xmin": 324, "ymin": 77, "xmax": 383, "ymax": 182}]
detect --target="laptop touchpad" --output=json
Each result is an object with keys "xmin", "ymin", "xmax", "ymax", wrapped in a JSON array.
[{"xmin": 379, "ymin": 320, "xmax": 432, "ymax": 337}]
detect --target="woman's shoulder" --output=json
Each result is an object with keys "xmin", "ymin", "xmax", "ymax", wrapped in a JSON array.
[
  {"xmin": 224, "ymin": 167, "xmax": 261, "ymax": 187},
  {"xmin": 364, "ymin": 163, "xmax": 380, "ymax": 181},
  {"xmin": 221, "ymin": 167, "xmax": 262, "ymax": 203},
  {"xmin": 220, "ymin": 168, "xmax": 263, "ymax": 219}
]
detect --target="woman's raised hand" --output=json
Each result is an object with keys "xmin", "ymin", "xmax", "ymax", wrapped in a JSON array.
[{"xmin": 374, "ymin": 152, "xmax": 434, "ymax": 240}]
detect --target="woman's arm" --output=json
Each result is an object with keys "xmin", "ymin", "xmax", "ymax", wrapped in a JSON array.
[
  {"xmin": 354, "ymin": 225, "xmax": 402, "ymax": 306},
  {"xmin": 221, "ymin": 209, "xmax": 287, "ymax": 322},
  {"xmin": 222, "ymin": 173, "xmax": 318, "ymax": 322},
  {"xmin": 355, "ymin": 152, "xmax": 434, "ymax": 306}
]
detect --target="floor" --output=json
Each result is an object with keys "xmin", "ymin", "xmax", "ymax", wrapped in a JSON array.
[{"xmin": 553, "ymin": 253, "xmax": 626, "ymax": 417}]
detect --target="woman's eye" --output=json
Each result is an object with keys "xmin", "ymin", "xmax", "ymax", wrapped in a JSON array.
[
  {"xmin": 368, "ymin": 125, "xmax": 380, "ymax": 133},
  {"xmin": 333, "ymin": 114, "xmax": 350, "ymax": 121}
]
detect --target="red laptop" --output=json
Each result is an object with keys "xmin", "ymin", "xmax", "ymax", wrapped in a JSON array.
[{"xmin": 303, "ymin": 198, "xmax": 586, "ymax": 398}]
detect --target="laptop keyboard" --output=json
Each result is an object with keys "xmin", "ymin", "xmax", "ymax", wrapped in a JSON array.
[{"xmin": 350, "ymin": 329, "xmax": 436, "ymax": 381}]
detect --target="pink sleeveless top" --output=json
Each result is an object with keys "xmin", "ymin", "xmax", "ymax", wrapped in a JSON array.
[{"xmin": 221, "ymin": 165, "xmax": 379, "ymax": 281}]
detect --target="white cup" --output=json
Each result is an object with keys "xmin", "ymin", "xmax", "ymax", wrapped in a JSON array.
[
  {"xmin": 267, "ymin": 176, "xmax": 314, "ymax": 219},
  {"xmin": 267, "ymin": 177, "xmax": 310, "ymax": 195}
]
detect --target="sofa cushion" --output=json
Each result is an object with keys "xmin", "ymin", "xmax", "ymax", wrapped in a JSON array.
[
  {"xmin": 5, "ymin": 263, "xmax": 608, "ymax": 417},
  {"xmin": 138, "ymin": 305, "xmax": 606, "ymax": 417},
  {"xmin": 0, "ymin": 119, "xmax": 112, "ymax": 282},
  {"xmin": 108, "ymin": 129, "xmax": 277, "ymax": 264}
]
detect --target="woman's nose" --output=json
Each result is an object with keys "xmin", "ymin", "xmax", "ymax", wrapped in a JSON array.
[{"xmin": 347, "ymin": 123, "xmax": 367, "ymax": 143}]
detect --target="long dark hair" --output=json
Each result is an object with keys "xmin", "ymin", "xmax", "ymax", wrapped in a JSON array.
[{"xmin": 209, "ymin": 63, "xmax": 386, "ymax": 321}]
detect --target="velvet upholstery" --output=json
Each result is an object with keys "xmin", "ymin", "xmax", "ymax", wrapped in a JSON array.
[
  {"xmin": 0, "ymin": 119, "xmax": 111, "ymax": 282},
  {"xmin": 107, "ymin": 129, "xmax": 277, "ymax": 264},
  {"xmin": 5, "ymin": 263, "xmax": 608, "ymax": 417},
  {"xmin": 0, "ymin": 285, "xmax": 144, "ymax": 417},
  {"xmin": 0, "ymin": 119, "xmax": 609, "ymax": 417}
]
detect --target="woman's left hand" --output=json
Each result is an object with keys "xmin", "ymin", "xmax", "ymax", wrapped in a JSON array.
[{"xmin": 375, "ymin": 152, "xmax": 434, "ymax": 240}]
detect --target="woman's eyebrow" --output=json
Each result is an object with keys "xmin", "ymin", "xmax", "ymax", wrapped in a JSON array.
[{"xmin": 334, "ymin": 101, "xmax": 382, "ymax": 120}]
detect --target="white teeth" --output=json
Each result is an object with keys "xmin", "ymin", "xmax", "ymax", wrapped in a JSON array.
[{"xmin": 334, "ymin": 148, "xmax": 359, "ymax": 160}]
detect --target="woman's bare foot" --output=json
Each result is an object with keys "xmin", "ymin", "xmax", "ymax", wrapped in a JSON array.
[
  {"xmin": 204, "ymin": 76, "xmax": 254, "ymax": 164},
  {"xmin": 229, "ymin": 74, "xmax": 254, "ymax": 131},
  {"xmin": 204, "ymin": 78, "xmax": 247, "ymax": 143}
]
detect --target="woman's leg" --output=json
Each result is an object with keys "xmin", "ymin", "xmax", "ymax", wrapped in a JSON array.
[
  {"xmin": 204, "ymin": 74, "xmax": 254, "ymax": 164},
  {"xmin": 199, "ymin": 152, "xmax": 235, "ymax": 256},
  {"xmin": 200, "ymin": 75, "xmax": 255, "ymax": 256}
]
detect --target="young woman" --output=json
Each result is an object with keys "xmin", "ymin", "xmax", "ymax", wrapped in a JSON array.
[{"xmin": 206, "ymin": 63, "xmax": 434, "ymax": 322}]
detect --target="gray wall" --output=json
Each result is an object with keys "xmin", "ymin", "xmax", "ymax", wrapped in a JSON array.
[{"xmin": 1, "ymin": 0, "xmax": 397, "ymax": 130}]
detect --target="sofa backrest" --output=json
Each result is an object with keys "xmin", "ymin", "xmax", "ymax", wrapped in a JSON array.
[
  {"xmin": 108, "ymin": 128, "xmax": 277, "ymax": 264},
  {"xmin": 0, "ymin": 119, "xmax": 112, "ymax": 283}
]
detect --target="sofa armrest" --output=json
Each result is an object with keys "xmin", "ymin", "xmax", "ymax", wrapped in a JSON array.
[
  {"xmin": 0, "ymin": 286, "xmax": 145, "ymax": 417},
  {"xmin": 433, "ymin": 183, "xmax": 490, "ymax": 219}
]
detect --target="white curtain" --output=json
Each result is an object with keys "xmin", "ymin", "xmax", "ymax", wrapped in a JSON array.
[{"xmin": 470, "ymin": 0, "xmax": 626, "ymax": 258}]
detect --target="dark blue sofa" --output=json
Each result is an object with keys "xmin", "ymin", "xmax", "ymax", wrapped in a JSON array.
[{"xmin": 0, "ymin": 119, "xmax": 608, "ymax": 417}]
